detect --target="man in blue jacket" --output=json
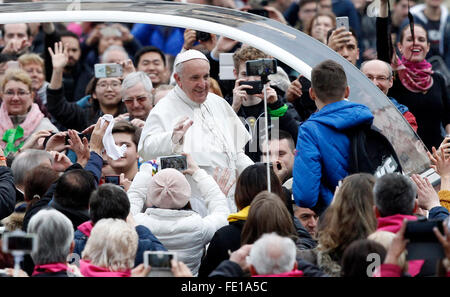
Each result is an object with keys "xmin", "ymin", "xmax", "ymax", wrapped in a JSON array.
[{"xmin": 292, "ymin": 60, "xmax": 374, "ymax": 215}]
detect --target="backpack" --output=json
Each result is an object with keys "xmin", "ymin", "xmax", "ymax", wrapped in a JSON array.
[{"xmin": 345, "ymin": 124, "xmax": 403, "ymax": 177}]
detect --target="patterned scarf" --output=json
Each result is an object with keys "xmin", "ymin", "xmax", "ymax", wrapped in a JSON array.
[
  {"xmin": 394, "ymin": 56, "xmax": 433, "ymax": 93},
  {"xmin": 0, "ymin": 103, "xmax": 44, "ymax": 154}
]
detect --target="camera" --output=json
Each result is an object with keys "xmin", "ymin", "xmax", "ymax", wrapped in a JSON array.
[
  {"xmin": 65, "ymin": 133, "xmax": 89, "ymax": 145},
  {"xmin": 404, "ymin": 220, "xmax": 445, "ymax": 260},
  {"xmin": 104, "ymin": 175, "xmax": 120, "ymax": 185},
  {"xmin": 239, "ymin": 80, "xmax": 263, "ymax": 95},
  {"xmin": 157, "ymin": 155, "xmax": 187, "ymax": 172},
  {"xmin": 196, "ymin": 31, "xmax": 211, "ymax": 42},
  {"xmin": 144, "ymin": 251, "xmax": 177, "ymax": 277},
  {"xmin": 246, "ymin": 58, "xmax": 277, "ymax": 77},
  {"xmin": 247, "ymin": 9, "xmax": 269, "ymax": 18},
  {"xmin": 94, "ymin": 63, "xmax": 123, "ymax": 78},
  {"xmin": 2, "ymin": 230, "xmax": 37, "ymax": 255}
]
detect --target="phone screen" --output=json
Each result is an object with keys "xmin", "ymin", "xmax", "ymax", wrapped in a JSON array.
[
  {"xmin": 4, "ymin": 235, "xmax": 35, "ymax": 253},
  {"xmin": 145, "ymin": 253, "xmax": 174, "ymax": 269},
  {"xmin": 159, "ymin": 155, "xmax": 187, "ymax": 171},
  {"xmin": 104, "ymin": 176, "xmax": 120, "ymax": 185}
]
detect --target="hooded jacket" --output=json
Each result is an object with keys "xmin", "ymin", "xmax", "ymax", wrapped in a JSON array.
[{"xmin": 292, "ymin": 100, "xmax": 374, "ymax": 214}]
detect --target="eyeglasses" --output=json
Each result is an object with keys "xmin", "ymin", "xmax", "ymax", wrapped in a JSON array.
[
  {"xmin": 97, "ymin": 81, "xmax": 121, "ymax": 89},
  {"xmin": 366, "ymin": 75, "xmax": 390, "ymax": 82},
  {"xmin": 3, "ymin": 89, "xmax": 30, "ymax": 98},
  {"xmin": 122, "ymin": 96, "xmax": 149, "ymax": 104}
]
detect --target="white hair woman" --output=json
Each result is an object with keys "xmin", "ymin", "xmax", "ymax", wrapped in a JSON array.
[
  {"xmin": 247, "ymin": 232, "xmax": 302, "ymax": 277},
  {"xmin": 80, "ymin": 218, "xmax": 139, "ymax": 277},
  {"xmin": 27, "ymin": 208, "xmax": 76, "ymax": 277}
]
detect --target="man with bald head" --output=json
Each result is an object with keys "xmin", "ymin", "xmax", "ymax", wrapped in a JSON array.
[
  {"xmin": 360, "ymin": 59, "xmax": 418, "ymax": 131},
  {"xmin": 138, "ymin": 49, "xmax": 253, "ymax": 216}
]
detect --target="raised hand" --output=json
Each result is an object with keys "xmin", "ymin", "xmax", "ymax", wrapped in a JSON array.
[
  {"xmin": 48, "ymin": 41, "xmax": 68, "ymax": 70},
  {"xmin": 89, "ymin": 118, "xmax": 108, "ymax": 155},
  {"xmin": 286, "ymin": 77, "xmax": 303, "ymax": 102},
  {"xmin": 67, "ymin": 129, "xmax": 90, "ymax": 167},
  {"xmin": 21, "ymin": 129, "xmax": 53, "ymax": 151},
  {"xmin": 181, "ymin": 152, "xmax": 200, "ymax": 176},
  {"xmin": 213, "ymin": 167, "xmax": 236, "ymax": 197},
  {"xmin": 411, "ymin": 174, "xmax": 440, "ymax": 211},
  {"xmin": 183, "ymin": 29, "xmax": 197, "ymax": 50},
  {"xmin": 49, "ymin": 151, "xmax": 73, "ymax": 172},
  {"xmin": 232, "ymin": 79, "xmax": 252, "ymax": 112},
  {"xmin": 327, "ymin": 27, "xmax": 352, "ymax": 52},
  {"xmin": 45, "ymin": 131, "xmax": 70, "ymax": 152},
  {"xmin": 171, "ymin": 116, "xmax": 193, "ymax": 145},
  {"xmin": 171, "ymin": 260, "xmax": 193, "ymax": 277}
]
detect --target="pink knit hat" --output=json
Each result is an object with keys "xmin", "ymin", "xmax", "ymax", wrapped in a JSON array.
[{"xmin": 146, "ymin": 168, "xmax": 191, "ymax": 209}]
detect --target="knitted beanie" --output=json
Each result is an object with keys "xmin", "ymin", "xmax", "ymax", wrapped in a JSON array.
[{"xmin": 146, "ymin": 168, "xmax": 191, "ymax": 209}]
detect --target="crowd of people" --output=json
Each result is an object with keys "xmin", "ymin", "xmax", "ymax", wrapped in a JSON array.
[{"xmin": 0, "ymin": 0, "xmax": 449, "ymax": 279}]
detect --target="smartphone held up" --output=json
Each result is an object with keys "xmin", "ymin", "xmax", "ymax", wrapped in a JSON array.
[{"xmin": 94, "ymin": 63, "xmax": 123, "ymax": 78}]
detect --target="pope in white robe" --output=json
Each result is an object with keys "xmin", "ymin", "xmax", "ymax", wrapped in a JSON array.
[{"xmin": 137, "ymin": 50, "xmax": 254, "ymax": 216}]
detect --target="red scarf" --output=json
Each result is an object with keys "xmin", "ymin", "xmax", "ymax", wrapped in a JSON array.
[
  {"xmin": 394, "ymin": 56, "xmax": 433, "ymax": 93},
  {"xmin": 32, "ymin": 263, "xmax": 70, "ymax": 276},
  {"xmin": 80, "ymin": 260, "xmax": 131, "ymax": 277}
]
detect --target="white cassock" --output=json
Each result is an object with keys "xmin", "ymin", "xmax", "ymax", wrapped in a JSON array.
[{"xmin": 138, "ymin": 85, "xmax": 254, "ymax": 216}]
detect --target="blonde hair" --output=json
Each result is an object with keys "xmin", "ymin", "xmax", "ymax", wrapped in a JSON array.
[
  {"xmin": 368, "ymin": 230, "xmax": 408, "ymax": 272},
  {"xmin": 18, "ymin": 53, "xmax": 45, "ymax": 69},
  {"xmin": 1, "ymin": 68, "xmax": 32, "ymax": 92},
  {"xmin": 82, "ymin": 218, "xmax": 138, "ymax": 272}
]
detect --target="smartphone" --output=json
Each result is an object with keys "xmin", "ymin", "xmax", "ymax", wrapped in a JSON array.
[
  {"xmin": 404, "ymin": 220, "xmax": 445, "ymax": 260},
  {"xmin": 336, "ymin": 16, "xmax": 349, "ymax": 31},
  {"xmin": 144, "ymin": 251, "xmax": 176, "ymax": 277},
  {"xmin": 247, "ymin": 9, "xmax": 269, "ymax": 18},
  {"xmin": 196, "ymin": 31, "xmax": 211, "ymax": 42},
  {"xmin": 246, "ymin": 58, "xmax": 277, "ymax": 77},
  {"xmin": 239, "ymin": 80, "xmax": 263, "ymax": 95},
  {"xmin": 64, "ymin": 133, "xmax": 89, "ymax": 145},
  {"xmin": 2, "ymin": 231, "xmax": 37, "ymax": 254},
  {"xmin": 157, "ymin": 155, "xmax": 187, "ymax": 172},
  {"xmin": 104, "ymin": 175, "xmax": 120, "ymax": 185},
  {"xmin": 94, "ymin": 63, "xmax": 123, "ymax": 78}
]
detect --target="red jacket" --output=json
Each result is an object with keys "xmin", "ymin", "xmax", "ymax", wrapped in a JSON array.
[{"xmin": 377, "ymin": 214, "xmax": 423, "ymax": 277}]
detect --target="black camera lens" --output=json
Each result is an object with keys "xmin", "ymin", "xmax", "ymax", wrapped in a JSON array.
[{"xmin": 196, "ymin": 31, "xmax": 211, "ymax": 42}]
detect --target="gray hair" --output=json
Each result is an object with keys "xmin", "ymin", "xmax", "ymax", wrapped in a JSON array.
[
  {"xmin": 360, "ymin": 59, "xmax": 393, "ymax": 79},
  {"xmin": 121, "ymin": 71, "xmax": 153, "ymax": 99},
  {"xmin": 82, "ymin": 218, "xmax": 138, "ymax": 271},
  {"xmin": 247, "ymin": 232, "xmax": 296, "ymax": 275},
  {"xmin": 373, "ymin": 173, "xmax": 417, "ymax": 217},
  {"xmin": 11, "ymin": 149, "xmax": 52, "ymax": 186},
  {"xmin": 101, "ymin": 45, "xmax": 129, "ymax": 63},
  {"xmin": 174, "ymin": 61, "xmax": 184, "ymax": 77},
  {"xmin": 27, "ymin": 209, "xmax": 74, "ymax": 265}
]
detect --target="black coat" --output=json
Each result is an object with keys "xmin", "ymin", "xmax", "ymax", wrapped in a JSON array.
[
  {"xmin": 209, "ymin": 258, "xmax": 329, "ymax": 277},
  {"xmin": 198, "ymin": 220, "xmax": 245, "ymax": 278},
  {"xmin": 0, "ymin": 166, "xmax": 16, "ymax": 220}
]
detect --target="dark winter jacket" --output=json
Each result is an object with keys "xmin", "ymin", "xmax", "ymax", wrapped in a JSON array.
[
  {"xmin": 0, "ymin": 166, "xmax": 16, "ymax": 220},
  {"xmin": 209, "ymin": 258, "xmax": 328, "ymax": 277}
]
